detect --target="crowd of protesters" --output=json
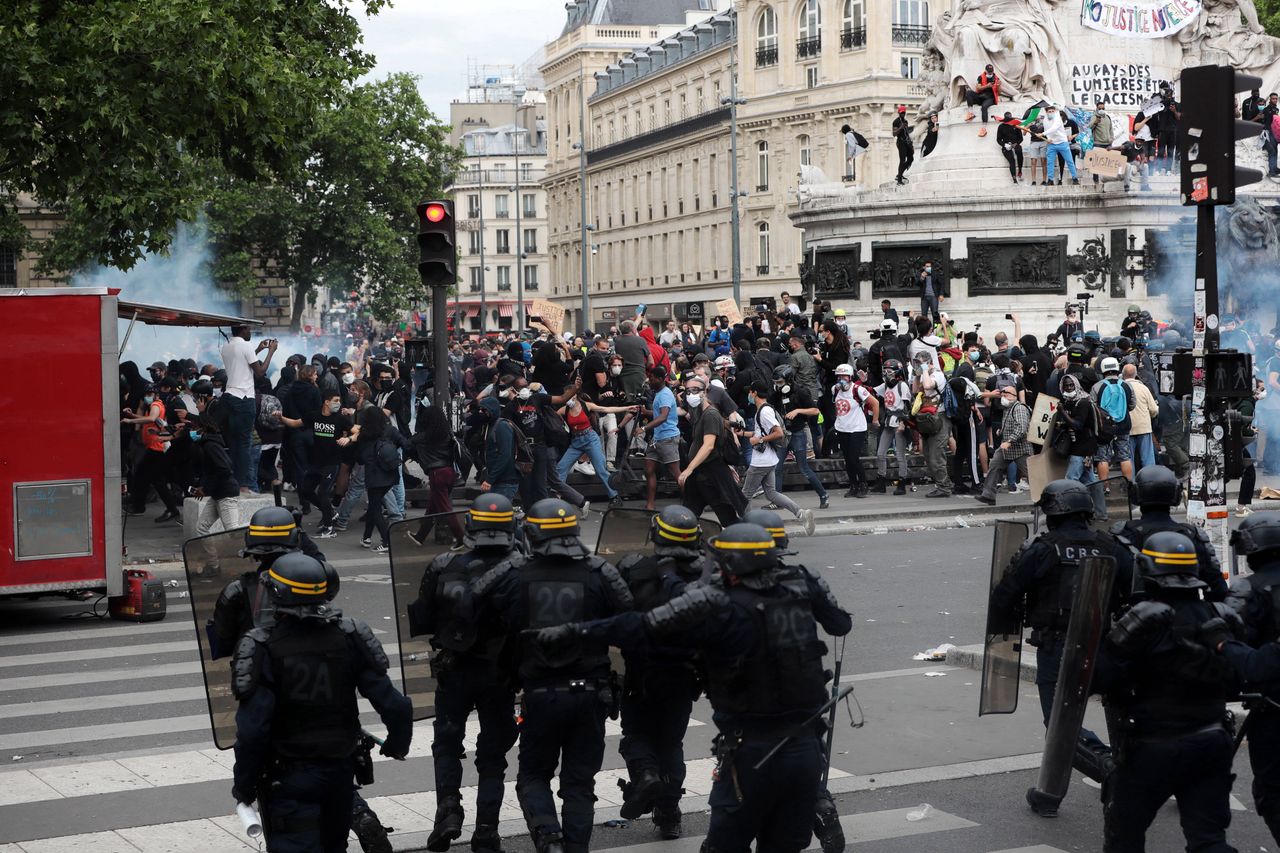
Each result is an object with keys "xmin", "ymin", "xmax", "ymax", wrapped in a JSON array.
[{"xmin": 118, "ymin": 293, "xmax": 1274, "ymax": 549}]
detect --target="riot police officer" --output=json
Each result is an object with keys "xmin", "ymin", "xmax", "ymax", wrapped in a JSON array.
[
  {"xmin": 1093, "ymin": 532, "xmax": 1241, "ymax": 853},
  {"xmin": 1113, "ymin": 465, "xmax": 1227, "ymax": 600},
  {"xmin": 474, "ymin": 498, "xmax": 633, "ymax": 853},
  {"xmin": 615, "ymin": 505, "xmax": 712, "ymax": 838},
  {"xmin": 530, "ymin": 522, "xmax": 849, "ymax": 853},
  {"xmin": 988, "ymin": 479, "xmax": 1134, "ymax": 814},
  {"xmin": 208, "ymin": 507, "xmax": 394, "ymax": 852},
  {"xmin": 210, "ymin": 505, "xmax": 331, "ymax": 659},
  {"xmin": 1220, "ymin": 512, "xmax": 1280, "ymax": 844},
  {"xmin": 410, "ymin": 494, "xmax": 522, "ymax": 853},
  {"xmin": 231, "ymin": 553, "xmax": 413, "ymax": 853},
  {"xmin": 745, "ymin": 509, "xmax": 852, "ymax": 853}
]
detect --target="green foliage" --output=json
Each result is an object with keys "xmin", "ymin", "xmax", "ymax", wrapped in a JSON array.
[
  {"xmin": 0, "ymin": 0, "xmax": 384, "ymax": 271},
  {"xmin": 206, "ymin": 73, "xmax": 461, "ymax": 327},
  {"xmin": 1259, "ymin": 0, "xmax": 1280, "ymax": 36}
]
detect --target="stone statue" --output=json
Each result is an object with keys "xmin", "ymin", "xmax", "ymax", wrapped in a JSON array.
[
  {"xmin": 1179, "ymin": 0, "xmax": 1280, "ymax": 94},
  {"xmin": 929, "ymin": 0, "xmax": 1071, "ymax": 108}
]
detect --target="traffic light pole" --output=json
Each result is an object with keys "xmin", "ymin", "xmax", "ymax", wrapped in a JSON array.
[{"xmin": 433, "ymin": 284, "xmax": 450, "ymax": 415}]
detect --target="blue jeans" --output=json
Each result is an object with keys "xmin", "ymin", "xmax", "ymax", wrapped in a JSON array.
[
  {"xmin": 558, "ymin": 429, "xmax": 617, "ymax": 499},
  {"xmin": 334, "ymin": 463, "xmax": 401, "ymax": 526},
  {"xmin": 1066, "ymin": 454, "xmax": 1107, "ymax": 519},
  {"xmin": 1130, "ymin": 433, "xmax": 1156, "ymax": 470},
  {"xmin": 775, "ymin": 428, "xmax": 827, "ymax": 500},
  {"xmin": 1046, "ymin": 140, "xmax": 1077, "ymax": 181},
  {"xmin": 221, "ymin": 393, "xmax": 256, "ymax": 488}
]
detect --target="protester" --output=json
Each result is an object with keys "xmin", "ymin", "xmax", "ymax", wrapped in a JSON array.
[
  {"xmin": 893, "ymin": 105, "xmax": 914, "ymax": 185},
  {"xmin": 740, "ymin": 381, "xmax": 815, "ymax": 535},
  {"xmin": 996, "ymin": 112, "xmax": 1024, "ymax": 183}
]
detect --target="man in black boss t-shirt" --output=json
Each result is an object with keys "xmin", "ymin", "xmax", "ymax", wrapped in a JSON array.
[{"xmin": 301, "ymin": 391, "xmax": 352, "ymax": 537}]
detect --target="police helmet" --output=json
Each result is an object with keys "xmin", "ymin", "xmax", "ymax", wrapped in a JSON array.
[
  {"xmin": 1139, "ymin": 530, "xmax": 1205, "ymax": 589},
  {"xmin": 883, "ymin": 358, "xmax": 903, "ymax": 382},
  {"xmin": 524, "ymin": 498, "xmax": 589, "ymax": 558},
  {"xmin": 1231, "ymin": 511, "xmax": 1280, "ymax": 557},
  {"xmin": 1129, "ymin": 465, "xmax": 1182, "ymax": 509},
  {"xmin": 1127, "ymin": 304, "xmax": 1140, "ymax": 316},
  {"xmin": 708, "ymin": 523, "xmax": 779, "ymax": 579},
  {"xmin": 243, "ymin": 506, "xmax": 300, "ymax": 556},
  {"xmin": 323, "ymin": 561, "xmax": 341, "ymax": 602},
  {"xmin": 264, "ymin": 551, "xmax": 331, "ymax": 606},
  {"xmin": 466, "ymin": 493, "xmax": 517, "ymax": 549},
  {"xmin": 1037, "ymin": 479, "xmax": 1094, "ymax": 519},
  {"xmin": 651, "ymin": 505, "xmax": 701, "ymax": 549},
  {"xmin": 742, "ymin": 509, "xmax": 789, "ymax": 550},
  {"xmin": 1066, "ymin": 343, "xmax": 1089, "ymax": 364},
  {"xmin": 773, "ymin": 364, "xmax": 795, "ymax": 384}
]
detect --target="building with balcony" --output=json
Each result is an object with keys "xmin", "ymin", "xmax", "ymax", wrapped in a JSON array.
[
  {"xmin": 543, "ymin": 0, "xmax": 938, "ymax": 330},
  {"xmin": 447, "ymin": 67, "xmax": 550, "ymax": 333}
]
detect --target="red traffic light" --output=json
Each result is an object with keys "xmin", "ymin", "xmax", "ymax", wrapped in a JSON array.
[{"xmin": 424, "ymin": 203, "xmax": 447, "ymax": 223}]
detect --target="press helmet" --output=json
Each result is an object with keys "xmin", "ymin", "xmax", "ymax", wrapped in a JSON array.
[
  {"xmin": 1037, "ymin": 479, "xmax": 1094, "ymax": 519},
  {"xmin": 524, "ymin": 498, "xmax": 588, "ymax": 558},
  {"xmin": 708, "ymin": 523, "xmax": 779, "ymax": 580},
  {"xmin": 714, "ymin": 355, "xmax": 734, "ymax": 371},
  {"xmin": 243, "ymin": 506, "xmax": 300, "ymax": 557},
  {"xmin": 264, "ymin": 552, "xmax": 332, "ymax": 607},
  {"xmin": 651, "ymin": 505, "xmax": 702, "ymax": 550},
  {"xmin": 465, "ymin": 493, "xmax": 517, "ymax": 549},
  {"xmin": 1139, "ymin": 531, "xmax": 1204, "ymax": 589},
  {"xmin": 742, "ymin": 508, "xmax": 789, "ymax": 550},
  {"xmin": 883, "ymin": 359, "xmax": 904, "ymax": 383},
  {"xmin": 834, "ymin": 363, "xmax": 855, "ymax": 378},
  {"xmin": 773, "ymin": 364, "xmax": 796, "ymax": 385},
  {"xmin": 1130, "ymin": 465, "xmax": 1182, "ymax": 509},
  {"xmin": 1231, "ymin": 511, "xmax": 1280, "ymax": 560}
]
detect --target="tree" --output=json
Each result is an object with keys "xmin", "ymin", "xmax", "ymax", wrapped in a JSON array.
[
  {"xmin": 206, "ymin": 73, "xmax": 460, "ymax": 328},
  {"xmin": 1258, "ymin": 0, "xmax": 1280, "ymax": 36},
  {"xmin": 0, "ymin": 0, "xmax": 385, "ymax": 272}
]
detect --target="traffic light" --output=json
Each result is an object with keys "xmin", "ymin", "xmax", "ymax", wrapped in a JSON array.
[
  {"xmin": 416, "ymin": 199, "xmax": 456, "ymax": 286},
  {"xmin": 1179, "ymin": 64, "xmax": 1263, "ymax": 206}
]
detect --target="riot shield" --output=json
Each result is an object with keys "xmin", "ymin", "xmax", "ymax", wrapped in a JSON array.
[
  {"xmin": 594, "ymin": 507, "xmax": 721, "ymax": 557},
  {"xmin": 388, "ymin": 513, "xmax": 468, "ymax": 722},
  {"xmin": 980, "ymin": 520, "xmax": 1031, "ymax": 716},
  {"xmin": 183, "ymin": 527, "xmax": 256, "ymax": 751},
  {"xmin": 1026, "ymin": 555, "xmax": 1117, "ymax": 814}
]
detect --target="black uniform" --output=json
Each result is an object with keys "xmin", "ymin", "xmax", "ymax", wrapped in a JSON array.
[
  {"xmin": 989, "ymin": 518, "xmax": 1133, "ymax": 764},
  {"xmin": 209, "ymin": 533, "xmax": 327, "ymax": 660},
  {"xmin": 411, "ymin": 548, "xmax": 519, "ymax": 842},
  {"xmin": 232, "ymin": 610, "xmax": 413, "ymax": 853},
  {"xmin": 1094, "ymin": 596, "xmax": 1240, "ymax": 852},
  {"xmin": 615, "ymin": 545, "xmax": 712, "ymax": 821},
  {"xmin": 1113, "ymin": 512, "xmax": 1228, "ymax": 601},
  {"xmin": 475, "ymin": 550, "xmax": 633, "ymax": 853},
  {"xmin": 568, "ymin": 568, "xmax": 849, "ymax": 852},
  {"xmin": 1224, "ymin": 557, "xmax": 1280, "ymax": 844}
]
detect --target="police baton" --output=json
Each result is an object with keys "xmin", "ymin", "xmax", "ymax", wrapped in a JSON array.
[
  {"xmin": 753, "ymin": 685, "xmax": 855, "ymax": 771},
  {"xmin": 822, "ymin": 636, "xmax": 847, "ymax": 788}
]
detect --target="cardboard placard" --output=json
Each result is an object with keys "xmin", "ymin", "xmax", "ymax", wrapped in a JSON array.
[
  {"xmin": 530, "ymin": 298, "xmax": 565, "ymax": 336},
  {"xmin": 1084, "ymin": 148, "xmax": 1125, "ymax": 179},
  {"xmin": 1027, "ymin": 441, "xmax": 1069, "ymax": 503},
  {"xmin": 1028, "ymin": 394, "xmax": 1060, "ymax": 446},
  {"xmin": 715, "ymin": 298, "xmax": 743, "ymax": 326}
]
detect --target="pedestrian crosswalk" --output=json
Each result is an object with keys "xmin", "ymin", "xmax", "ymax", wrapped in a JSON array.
[{"xmin": 0, "ymin": 596, "xmax": 1078, "ymax": 853}]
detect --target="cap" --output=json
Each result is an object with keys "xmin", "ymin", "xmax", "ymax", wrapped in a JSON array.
[
  {"xmin": 897, "ymin": 105, "xmax": 907, "ymax": 113},
  {"xmin": 833, "ymin": 309, "xmax": 846, "ymax": 318},
  {"xmin": 148, "ymin": 361, "xmax": 166, "ymax": 370}
]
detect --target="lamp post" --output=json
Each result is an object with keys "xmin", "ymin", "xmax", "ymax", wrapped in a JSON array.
[
  {"xmin": 512, "ymin": 84, "xmax": 527, "ymax": 332},
  {"xmin": 476, "ymin": 157, "xmax": 487, "ymax": 336},
  {"xmin": 722, "ymin": 15, "xmax": 747, "ymax": 312},
  {"xmin": 576, "ymin": 63, "xmax": 591, "ymax": 331}
]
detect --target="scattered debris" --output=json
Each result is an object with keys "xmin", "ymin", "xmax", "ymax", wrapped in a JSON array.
[
  {"xmin": 912, "ymin": 643, "xmax": 956, "ymax": 661},
  {"xmin": 923, "ymin": 671, "xmax": 947, "ymax": 678},
  {"xmin": 954, "ymin": 516, "xmax": 971, "ymax": 528},
  {"xmin": 11, "ymin": 755, "xmax": 23, "ymax": 761},
  {"xmin": 906, "ymin": 804, "xmax": 932, "ymax": 822},
  {"xmin": 871, "ymin": 527, "xmax": 889, "ymax": 535}
]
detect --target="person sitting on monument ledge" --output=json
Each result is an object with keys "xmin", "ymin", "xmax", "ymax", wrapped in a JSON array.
[{"xmin": 964, "ymin": 64, "xmax": 1000, "ymax": 123}]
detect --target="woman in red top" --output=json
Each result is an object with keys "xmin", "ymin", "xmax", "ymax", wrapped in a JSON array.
[
  {"xmin": 555, "ymin": 394, "xmax": 628, "ymax": 507},
  {"xmin": 121, "ymin": 384, "xmax": 182, "ymax": 522}
]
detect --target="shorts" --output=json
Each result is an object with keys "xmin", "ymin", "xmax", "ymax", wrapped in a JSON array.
[
  {"xmin": 1095, "ymin": 437, "xmax": 1132, "ymax": 465},
  {"xmin": 1028, "ymin": 141, "xmax": 1047, "ymax": 158},
  {"xmin": 645, "ymin": 436, "xmax": 681, "ymax": 465}
]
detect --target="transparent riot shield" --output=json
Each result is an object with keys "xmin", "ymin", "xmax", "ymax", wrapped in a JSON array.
[
  {"xmin": 980, "ymin": 520, "xmax": 1031, "ymax": 716},
  {"xmin": 387, "ymin": 513, "xmax": 467, "ymax": 722},
  {"xmin": 594, "ymin": 507, "xmax": 720, "ymax": 557},
  {"xmin": 183, "ymin": 527, "xmax": 256, "ymax": 750},
  {"xmin": 1026, "ymin": 555, "xmax": 1116, "ymax": 813}
]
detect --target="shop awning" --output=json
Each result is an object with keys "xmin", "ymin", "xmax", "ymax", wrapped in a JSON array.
[{"xmin": 117, "ymin": 300, "xmax": 262, "ymax": 328}]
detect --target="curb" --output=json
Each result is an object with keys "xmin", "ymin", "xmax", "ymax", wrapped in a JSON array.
[{"xmin": 945, "ymin": 643, "xmax": 1040, "ymax": 683}]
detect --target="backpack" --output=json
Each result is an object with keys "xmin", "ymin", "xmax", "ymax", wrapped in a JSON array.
[
  {"xmin": 497, "ymin": 418, "xmax": 535, "ymax": 474},
  {"xmin": 1094, "ymin": 400, "xmax": 1118, "ymax": 443},
  {"xmin": 973, "ymin": 363, "xmax": 994, "ymax": 391},
  {"xmin": 1271, "ymin": 112, "xmax": 1280, "ymax": 143},
  {"xmin": 942, "ymin": 382, "xmax": 959, "ymax": 419},
  {"xmin": 255, "ymin": 394, "xmax": 282, "ymax": 431},
  {"xmin": 540, "ymin": 402, "xmax": 571, "ymax": 451},
  {"xmin": 993, "ymin": 369, "xmax": 1019, "ymax": 394},
  {"xmin": 1098, "ymin": 377, "xmax": 1131, "ymax": 433},
  {"xmin": 374, "ymin": 435, "xmax": 401, "ymax": 474},
  {"xmin": 757, "ymin": 404, "xmax": 789, "ymax": 454}
]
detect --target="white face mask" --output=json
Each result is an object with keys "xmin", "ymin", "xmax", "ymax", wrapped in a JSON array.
[
  {"xmin": 517, "ymin": 388, "xmax": 532, "ymax": 401},
  {"xmin": 685, "ymin": 392, "xmax": 703, "ymax": 408},
  {"xmin": 342, "ymin": 373, "xmax": 355, "ymax": 385},
  {"xmin": 610, "ymin": 365, "xmax": 622, "ymax": 376}
]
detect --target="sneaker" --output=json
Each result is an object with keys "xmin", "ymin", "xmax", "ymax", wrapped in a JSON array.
[
  {"xmin": 1017, "ymin": 171, "xmax": 1023, "ymax": 180},
  {"xmin": 449, "ymin": 541, "xmax": 468, "ymax": 552},
  {"xmin": 361, "ymin": 538, "xmax": 373, "ymax": 549},
  {"xmin": 373, "ymin": 543, "xmax": 390, "ymax": 554},
  {"xmin": 801, "ymin": 508, "xmax": 816, "ymax": 537},
  {"xmin": 609, "ymin": 495, "xmax": 625, "ymax": 508},
  {"xmin": 332, "ymin": 520, "xmax": 348, "ymax": 532},
  {"xmin": 974, "ymin": 493, "xmax": 996, "ymax": 505},
  {"xmin": 819, "ymin": 495, "xmax": 830, "ymax": 510},
  {"xmin": 1071, "ymin": 177, "xmax": 1080, "ymax": 185},
  {"xmin": 315, "ymin": 527, "xmax": 337, "ymax": 540},
  {"xmin": 1237, "ymin": 505, "xmax": 1255, "ymax": 517},
  {"xmin": 1016, "ymin": 480, "xmax": 1030, "ymax": 493},
  {"xmin": 580, "ymin": 500, "xmax": 591, "ymax": 518},
  {"xmin": 750, "ymin": 488, "xmax": 765, "ymax": 499},
  {"xmin": 925, "ymin": 488, "xmax": 951, "ymax": 498},
  {"xmin": 407, "ymin": 530, "xmax": 426, "ymax": 546},
  {"xmin": 893, "ymin": 481, "xmax": 907, "ymax": 496}
]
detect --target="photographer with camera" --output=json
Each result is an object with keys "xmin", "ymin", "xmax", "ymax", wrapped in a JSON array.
[{"xmin": 221, "ymin": 324, "xmax": 278, "ymax": 491}]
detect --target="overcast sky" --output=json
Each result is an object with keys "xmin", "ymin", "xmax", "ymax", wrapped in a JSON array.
[{"xmin": 359, "ymin": 1, "xmax": 566, "ymax": 119}]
